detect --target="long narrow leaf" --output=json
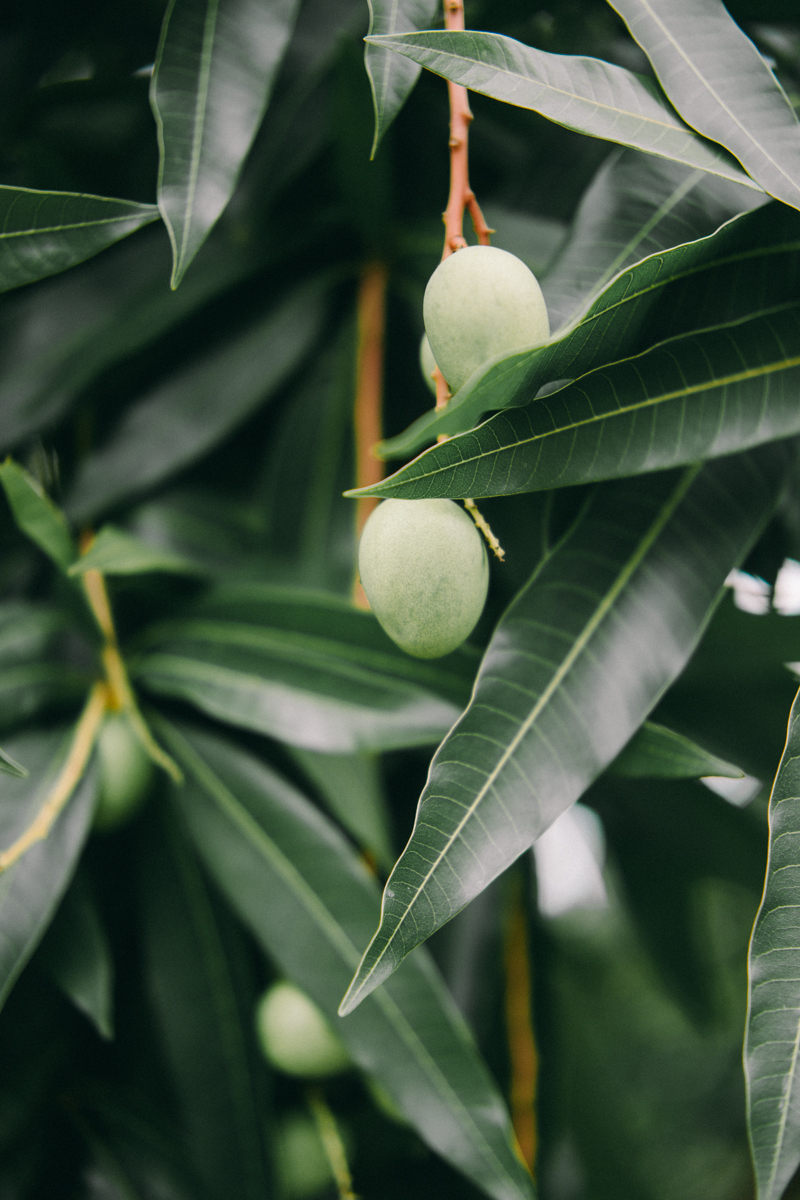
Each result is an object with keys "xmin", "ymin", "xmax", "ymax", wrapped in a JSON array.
[
  {"xmin": 38, "ymin": 871, "xmax": 114, "ymax": 1039},
  {"xmin": 152, "ymin": 0, "xmax": 302, "ymax": 286},
  {"xmin": 158, "ymin": 718, "xmax": 534, "ymax": 1200},
  {"xmin": 0, "ymin": 459, "xmax": 75, "ymax": 570},
  {"xmin": 341, "ymin": 447, "xmax": 785, "ymax": 1012},
  {"xmin": 365, "ymin": 0, "xmax": 438, "ymax": 156},
  {"xmin": 0, "ymin": 186, "xmax": 158, "ymax": 292},
  {"xmin": 609, "ymin": 0, "xmax": 800, "ymax": 211},
  {"xmin": 367, "ymin": 30, "xmax": 761, "ymax": 190},
  {"xmin": 138, "ymin": 808, "xmax": 269, "ymax": 1200},
  {"xmin": 132, "ymin": 585, "xmax": 476, "ymax": 752},
  {"xmin": 350, "ymin": 301, "xmax": 800, "ymax": 501},
  {"xmin": 746, "ymin": 685, "xmax": 800, "ymax": 1200},
  {"xmin": 0, "ymin": 729, "xmax": 97, "ymax": 1011},
  {"xmin": 66, "ymin": 284, "xmax": 326, "ymax": 522},
  {"xmin": 380, "ymin": 195, "xmax": 793, "ymax": 460}
]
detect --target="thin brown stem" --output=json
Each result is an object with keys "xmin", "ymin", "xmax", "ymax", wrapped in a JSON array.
[
  {"xmin": 441, "ymin": 1, "xmax": 492, "ymax": 261},
  {"xmin": 503, "ymin": 879, "xmax": 538, "ymax": 1176},
  {"xmin": 352, "ymin": 261, "xmax": 389, "ymax": 608}
]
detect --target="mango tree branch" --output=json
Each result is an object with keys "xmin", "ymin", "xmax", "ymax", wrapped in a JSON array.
[
  {"xmin": 503, "ymin": 880, "xmax": 538, "ymax": 1176},
  {"xmin": 353, "ymin": 260, "xmax": 389, "ymax": 608}
]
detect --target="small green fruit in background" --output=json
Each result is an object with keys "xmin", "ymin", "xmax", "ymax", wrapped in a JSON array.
[
  {"xmin": 419, "ymin": 332, "xmax": 440, "ymax": 395},
  {"xmin": 94, "ymin": 712, "xmax": 153, "ymax": 831},
  {"xmin": 255, "ymin": 981, "xmax": 351, "ymax": 1078},
  {"xmin": 358, "ymin": 498, "xmax": 489, "ymax": 659},
  {"xmin": 274, "ymin": 1113, "xmax": 335, "ymax": 1199},
  {"xmin": 423, "ymin": 245, "xmax": 550, "ymax": 393}
]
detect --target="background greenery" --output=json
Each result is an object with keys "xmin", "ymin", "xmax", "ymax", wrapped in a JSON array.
[{"xmin": 3, "ymin": 0, "xmax": 800, "ymax": 1197}]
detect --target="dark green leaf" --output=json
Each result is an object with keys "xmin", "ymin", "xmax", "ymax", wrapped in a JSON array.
[
  {"xmin": 37, "ymin": 870, "xmax": 113, "ymax": 1039},
  {"xmin": 152, "ymin": 0, "xmax": 302, "ymax": 286},
  {"xmin": 353, "ymin": 300, "xmax": 800, "ymax": 501},
  {"xmin": 0, "ymin": 662, "xmax": 90, "ymax": 733},
  {"xmin": 0, "ymin": 728, "xmax": 97, "ymax": 1012},
  {"xmin": 609, "ymin": 0, "xmax": 800, "ymax": 211},
  {"xmin": 133, "ymin": 584, "xmax": 474, "ymax": 752},
  {"xmin": 68, "ymin": 524, "xmax": 202, "ymax": 577},
  {"xmin": 380, "ymin": 193, "xmax": 789, "ymax": 460},
  {"xmin": 0, "ymin": 459, "xmax": 75, "ymax": 570},
  {"xmin": 609, "ymin": 721, "xmax": 744, "ymax": 779},
  {"xmin": 366, "ymin": 30, "xmax": 761, "ymax": 190},
  {"xmin": 0, "ymin": 228, "xmax": 266, "ymax": 456},
  {"xmin": 288, "ymin": 747, "xmax": 395, "ymax": 869},
  {"xmin": 746, "ymin": 685, "xmax": 800, "ymax": 1200},
  {"xmin": 365, "ymin": 0, "xmax": 439, "ymax": 157},
  {"xmin": 66, "ymin": 284, "xmax": 327, "ymax": 523},
  {"xmin": 138, "ymin": 807, "xmax": 269, "ymax": 1200},
  {"xmin": 542, "ymin": 147, "xmax": 764, "ymax": 334},
  {"xmin": 0, "ymin": 187, "xmax": 158, "ymax": 293},
  {"xmin": 157, "ymin": 718, "xmax": 534, "ymax": 1200},
  {"xmin": 340, "ymin": 448, "xmax": 785, "ymax": 1012}
]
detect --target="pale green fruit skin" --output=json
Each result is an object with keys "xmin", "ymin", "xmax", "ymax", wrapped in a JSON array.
[
  {"xmin": 418, "ymin": 332, "xmax": 440, "ymax": 395},
  {"xmin": 255, "ymin": 981, "xmax": 351, "ymax": 1078},
  {"xmin": 423, "ymin": 245, "xmax": 550, "ymax": 393},
  {"xmin": 358, "ymin": 498, "xmax": 489, "ymax": 659},
  {"xmin": 274, "ymin": 1114, "xmax": 334, "ymax": 1199},
  {"xmin": 94, "ymin": 712, "xmax": 153, "ymax": 831}
]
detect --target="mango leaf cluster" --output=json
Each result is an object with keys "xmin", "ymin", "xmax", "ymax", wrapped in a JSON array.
[{"xmin": 2, "ymin": 1, "xmax": 800, "ymax": 1199}]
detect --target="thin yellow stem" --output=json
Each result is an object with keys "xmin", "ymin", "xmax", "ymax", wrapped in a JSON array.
[
  {"xmin": 0, "ymin": 682, "xmax": 108, "ymax": 873},
  {"xmin": 307, "ymin": 1087, "xmax": 357, "ymax": 1200},
  {"xmin": 463, "ymin": 498, "xmax": 505, "ymax": 561},
  {"xmin": 79, "ymin": 533, "xmax": 182, "ymax": 782}
]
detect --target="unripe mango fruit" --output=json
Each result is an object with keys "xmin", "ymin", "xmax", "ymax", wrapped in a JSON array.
[
  {"xmin": 255, "ymin": 981, "xmax": 351, "ymax": 1078},
  {"xmin": 94, "ymin": 712, "xmax": 153, "ymax": 831},
  {"xmin": 358, "ymin": 498, "xmax": 488, "ymax": 659},
  {"xmin": 423, "ymin": 245, "xmax": 549, "ymax": 393}
]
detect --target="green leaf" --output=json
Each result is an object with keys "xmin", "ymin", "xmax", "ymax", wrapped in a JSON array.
[
  {"xmin": 0, "ymin": 728, "xmax": 97, "ymax": 1012},
  {"xmin": 0, "ymin": 227, "xmax": 267, "ymax": 456},
  {"xmin": 380, "ymin": 192, "xmax": 788, "ymax": 460},
  {"xmin": 0, "ymin": 186, "xmax": 158, "ymax": 293},
  {"xmin": 132, "ymin": 585, "xmax": 476, "ymax": 753},
  {"xmin": 352, "ymin": 300, "xmax": 800, "ymax": 502},
  {"xmin": 609, "ymin": 0, "xmax": 800, "ymax": 211},
  {"xmin": 0, "ymin": 459, "xmax": 75, "ymax": 570},
  {"xmin": 138, "ymin": 807, "xmax": 269, "ymax": 1200},
  {"xmin": 746, "ymin": 684, "xmax": 800, "ymax": 1200},
  {"xmin": 157, "ymin": 717, "xmax": 534, "ymax": 1200},
  {"xmin": 365, "ymin": 0, "xmax": 439, "ymax": 157},
  {"xmin": 340, "ymin": 448, "xmax": 786, "ymax": 1013},
  {"xmin": 0, "ymin": 749, "xmax": 26, "ymax": 779},
  {"xmin": 37, "ymin": 870, "xmax": 113, "ymax": 1039},
  {"xmin": 608, "ymin": 721, "xmax": 744, "ymax": 779},
  {"xmin": 542, "ymin": 147, "xmax": 764, "ymax": 334},
  {"xmin": 68, "ymin": 524, "xmax": 202, "ymax": 577},
  {"xmin": 366, "ymin": 30, "xmax": 762, "ymax": 191},
  {"xmin": 66, "ymin": 283, "xmax": 327, "ymax": 523},
  {"xmin": 288, "ymin": 747, "xmax": 395, "ymax": 869},
  {"xmin": 152, "ymin": 0, "xmax": 302, "ymax": 287}
]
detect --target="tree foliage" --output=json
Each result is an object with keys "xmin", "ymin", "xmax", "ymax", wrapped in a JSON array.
[{"xmin": 3, "ymin": 1, "xmax": 800, "ymax": 1198}]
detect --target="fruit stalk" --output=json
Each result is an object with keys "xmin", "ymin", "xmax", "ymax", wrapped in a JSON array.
[
  {"xmin": 353, "ymin": 261, "xmax": 389, "ymax": 607},
  {"xmin": 437, "ymin": 0, "xmax": 493, "ymax": 413}
]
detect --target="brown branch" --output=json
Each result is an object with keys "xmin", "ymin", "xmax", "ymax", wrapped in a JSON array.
[
  {"xmin": 352, "ymin": 261, "xmax": 389, "ymax": 608},
  {"xmin": 503, "ymin": 879, "xmax": 538, "ymax": 1176}
]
